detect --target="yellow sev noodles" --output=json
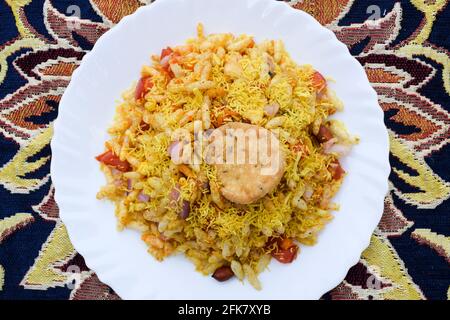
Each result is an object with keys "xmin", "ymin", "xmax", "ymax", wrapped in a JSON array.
[{"xmin": 97, "ymin": 24, "xmax": 357, "ymax": 289}]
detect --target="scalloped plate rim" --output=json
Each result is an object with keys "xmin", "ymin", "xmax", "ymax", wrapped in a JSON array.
[{"xmin": 51, "ymin": 0, "xmax": 390, "ymax": 300}]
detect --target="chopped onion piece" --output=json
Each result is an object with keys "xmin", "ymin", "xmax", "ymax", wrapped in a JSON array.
[
  {"xmin": 168, "ymin": 141, "xmax": 183, "ymax": 162},
  {"xmin": 264, "ymin": 103, "xmax": 280, "ymax": 117},
  {"xmin": 138, "ymin": 193, "xmax": 150, "ymax": 202},
  {"xmin": 322, "ymin": 138, "xmax": 338, "ymax": 153},
  {"xmin": 325, "ymin": 143, "xmax": 352, "ymax": 157},
  {"xmin": 303, "ymin": 185, "xmax": 314, "ymax": 200},
  {"xmin": 111, "ymin": 168, "xmax": 121, "ymax": 176},
  {"xmin": 169, "ymin": 186, "xmax": 180, "ymax": 202},
  {"xmin": 160, "ymin": 55, "xmax": 171, "ymax": 66}
]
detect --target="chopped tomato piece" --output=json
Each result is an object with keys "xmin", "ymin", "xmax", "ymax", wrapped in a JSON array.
[
  {"xmin": 279, "ymin": 238, "xmax": 295, "ymax": 251},
  {"xmin": 214, "ymin": 115, "xmax": 224, "ymax": 127},
  {"xmin": 160, "ymin": 51, "xmax": 181, "ymax": 80},
  {"xmin": 316, "ymin": 125, "xmax": 333, "ymax": 143},
  {"xmin": 292, "ymin": 141, "xmax": 309, "ymax": 155},
  {"xmin": 96, "ymin": 150, "xmax": 131, "ymax": 172},
  {"xmin": 272, "ymin": 246, "xmax": 298, "ymax": 264},
  {"xmin": 178, "ymin": 164, "xmax": 196, "ymax": 179},
  {"xmin": 268, "ymin": 237, "xmax": 299, "ymax": 264},
  {"xmin": 135, "ymin": 77, "xmax": 153, "ymax": 101},
  {"xmin": 206, "ymin": 88, "xmax": 227, "ymax": 98},
  {"xmin": 135, "ymin": 78, "xmax": 146, "ymax": 101},
  {"xmin": 311, "ymin": 71, "xmax": 327, "ymax": 93},
  {"xmin": 170, "ymin": 51, "xmax": 181, "ymax": 63},
  {"xmin": 140, "ymin": 121, "xmax": 150, "ymax": 131},
  {"xmin": 161, "ymin": 64, "xmax": 174, "ymax": 80},
  {"xmin": 160, "ymin": 47, "xmax": 173, "ymax": 60},
  {"xmin": 330, "ymin": 160, "xmax": 345, "ymax": 180},
  {"xmin": 213, "ymin": 108, "xmax": 240, "ymax": 127}
]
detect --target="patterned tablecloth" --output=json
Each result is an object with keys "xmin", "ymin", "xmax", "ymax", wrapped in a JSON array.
[{"xmin": 0, "ymin": 0, "xmax": 448, "ymax": 300}]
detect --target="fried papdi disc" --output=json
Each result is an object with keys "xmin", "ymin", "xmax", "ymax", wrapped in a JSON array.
[{"xmin": 209, "ymin": 122, "xmax": 286, "ymax": 205}]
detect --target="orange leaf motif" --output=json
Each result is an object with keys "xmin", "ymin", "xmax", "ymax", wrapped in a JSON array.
[
  {"xmin": 293, "ymin": 0, "xmax": 352, "ymax": 25},
  {"xmin": 91, "ymin": 0, "xmax": 141, "ymax": 24}
]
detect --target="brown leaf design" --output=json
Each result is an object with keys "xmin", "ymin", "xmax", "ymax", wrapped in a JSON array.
[
  {"xmin": 91, "ymin": 0, "xmax": 141, "ymax": 24},
  {"xmin": 14, "ymin": 47, "xmax": 84, "ymax": 80},
  {"xmin": 45, "ymin": 0, "xmax": 109, "ymax": 48},
  {"xmin": 334, "ymin": 3, "xmax": 401, "ymax": 53},
  {"xmin": 38, "ymin": 61, "xmax": 79, "ymax": 77},
  {"xmin": 379, "ymin": 194, "xmax": 413, "ymax": 236},
  {"xmin": 293, "ymin": 0, "xmax": 352, "ymax": 25},
  {"xmin": 366, "ymin": 68, "xmax": 405, "ymax": 84},
  {"xmin": 1, "ymin": 46, "xmax": 83, "ymax": 141},
  {"xmin": 32, "ymin": 185, "xmax": 59, "ymax": 221},
  {"xmin": 345, "ymin": 263, "xmax": 392, "ymax": 289},
  {"xmin": 6, "ymin": 95, "xmax": 59, "ymax": 129},
  {"xmin": 358, "ymin": 54, "xmax": 435, "ymax": 89},
  {"xmin": 57, "ymin": 253, "xmax": 90, "ymax": 273},
  {"xmin": 0, "ymin": 213, "xmax": 35, "ymax": 244},
  {"xmin": 0, "ymin": 80, "xmax": 68, "ymax": 139},
  {"xmin": 71, "ymin": 274, "xmax": 121, "ymax": 300},
  {"xmin": 327, "ymin": 282, "xmax": 361, "ymax": 300},
  {"xmin": 411, "ymin": 229, "xmax": 450, "ymax": 264},
  {"xmin": 381, "ymin": 102, "xmax": 440, "ymax": 141},
  {"xmin": 377, "ymin": 86, "xmax": 450, "ymax": 154}
]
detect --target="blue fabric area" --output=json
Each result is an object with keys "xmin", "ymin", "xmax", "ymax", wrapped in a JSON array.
[
  {"xmin": 338, "ymin": 0, "xmax": 397, "ymax": 26},
  {"xmin": 22, "ymin": 0, "xmax": 54, "ymax": 42},
  {"xmin": 0, "ymin": 49, "xmax": 31, "ymax": 100},
  {"xmin": 428, "ymin": 3, "xmax": 450, "ymax": 48},
  {"xmin": 0, "ymin": 0, "xmax": 19, "ymax": 42},
  {"xmin": 0, "ymin": 137, "xmax": 19, "ymax": 168},
  {"xmin": 339, "ymin": 1, "xmax": 450, "ymax": 299},
  {"xmin": 425, "ymin": 143, "xmax": 450, "ymax": 182},
  {"xmin": 391, "ymin": 227, "xmax": 450, "ymax": 300},
  {"xmin": 418, "ymin": 58, "xmax": 450, "ymax": 111}
]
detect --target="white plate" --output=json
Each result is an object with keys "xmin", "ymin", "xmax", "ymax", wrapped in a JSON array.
[{"xmin": 51, "ymin": 0, "xmax": 390, "ymax": 300}]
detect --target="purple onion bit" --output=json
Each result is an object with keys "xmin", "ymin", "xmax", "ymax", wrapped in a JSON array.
[
  {"xmin": 168, "ymin": 141, "xmax": 182, "ymax": 161},
  {"xmin": 126, "ymin": 179, "xmax": 132, "ymax": 196},
  {"xmin": 179, "ymin": 200, "xmax": 190, "ymax": 219},
  {"xmin": 264, "ymin": 103, "xmax": 280, "ymax": 117},
  {"xmin": 138, "ymin": 192, "xmax": 150, "ymax": 202},
  {"xmin": 203, "ymin": 129, "xmax": 215, "ymax": 139},
  {"xmin": 200, "ymin": 181, "xmax": 210, "ymax": 192},
  {"xmin": 169, "ymin": 186, "xmax": 181, "ymax": 202}
]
